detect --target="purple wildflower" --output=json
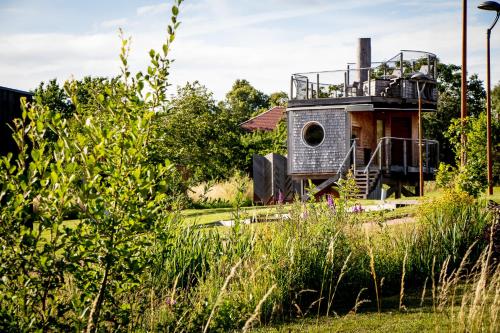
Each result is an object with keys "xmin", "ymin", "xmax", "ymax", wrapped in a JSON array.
[
  {"xmin": 165, "ymin": 297, "xmax": 177, "ymax": 306},
  {"xmin": 326, "ymin": 195, "xmax": 335, "ymax": 211},
  {"xmin": 353, "ymin": 203, "xmax": 364, "ymax": 213},
  {"xmin": 277, "ymin": 191, "xmax": 284, "ymax": 204}
]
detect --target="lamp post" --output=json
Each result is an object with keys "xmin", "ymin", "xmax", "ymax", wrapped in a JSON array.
[
  {"xmin": 478, "ymin": 1, "xmax": 500, "ymax": 196},
  {"xmin": 462, "ymin": 0, "xmax": 468, "ymax": 168},
  {"xmin": 411, "ymin": 72, "xmax": 430, "ymax": 197}
]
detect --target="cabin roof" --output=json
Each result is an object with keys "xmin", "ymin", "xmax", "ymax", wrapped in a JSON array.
[
  {"xmin": 0, "ymin": 86, "xmax": 33, "ymax": 96},
  {"xmin": 240, "ymin": 106, "xmax": 285, "ymax": 132}
]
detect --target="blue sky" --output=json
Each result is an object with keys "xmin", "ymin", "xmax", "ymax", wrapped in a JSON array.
[{"xmin": 0, "ymin": 0, "xmax": 499, "ymax": 100}]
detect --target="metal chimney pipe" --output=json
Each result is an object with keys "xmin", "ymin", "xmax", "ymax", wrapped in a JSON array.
[{"xmin": 356, "ymin": 38, "xmax": 371, "ymax": 95}]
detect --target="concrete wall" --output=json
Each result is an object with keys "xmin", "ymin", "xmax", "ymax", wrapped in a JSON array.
[{"xmin": 287, "ymin": 107, "xmax": 349, "ymax": 176}]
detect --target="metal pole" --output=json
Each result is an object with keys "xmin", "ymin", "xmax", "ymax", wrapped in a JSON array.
[
  {"xmin": 403, "ymin": 139, "xmax": 407, "ymax": 175},
  {"xmin": 317, "ymin": 73, "xmax": 320, "ymax": 99},
  {"xmin": 400, "ymin": 52, "xmax": 404, "ymax": 97},
  {"xmin": 486, "ymin": 28, "xmax": 493, "ymax": 195},
  {"xmin": 368, "ymin": 68, "xmax": 372, "ymax": 96},
  {"xmin": 418, "ymin": 82, "xmax": 424, "ymax": 196},
  {"xmin": 306, "ymin": 78, "xmax": 309, "ymax": 100},
  {"xmin": 290, "ymin": 76, "xmax": 294, "ymax": 100},
  {"xmin": 461, "ymin": 0, "xmax": 468, "ymax": 167},
  {"xmin": 353, "ymin": 139, "xmax": 357, "ymax": 173},
  {"xmin": 344, "ymin": 71, "xmax": 348, "ymax": 97}
]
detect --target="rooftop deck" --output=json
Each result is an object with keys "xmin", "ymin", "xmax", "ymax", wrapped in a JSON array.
[{"xmin": 289, "ymin": 50, "xmax": 438, "ymax": 109}]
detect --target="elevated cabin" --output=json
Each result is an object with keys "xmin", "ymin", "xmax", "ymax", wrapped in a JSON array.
[
  {"xmin": 287, "ymin": 38, "xmax": 439, "ymax": 199},
  {"xmin": 0, "ymin": 86, "xmax": 33, "ymax": 157}
]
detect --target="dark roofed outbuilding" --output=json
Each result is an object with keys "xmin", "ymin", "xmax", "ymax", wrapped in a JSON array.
[{"xmin": 0, "ymin": 86, "xmax": 33, "ymax": 156}]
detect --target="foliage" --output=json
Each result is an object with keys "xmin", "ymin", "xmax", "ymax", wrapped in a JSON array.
[
  {"xmin": 239, "ymin": 119, "xmax": 287, "ymax": 169},
  {"xmin": 150, "ymin": 80, "xmax": 286, "ymax": 182},
  {"xmin": 34, "ymin": 77, "xmax": 119, "ymax": 120},
  {"xmin": 268, "ymin": 91, "xmax": 288, "ymax": 107},
  {"xmin": 224, "ymin": 79, "xmax": 270, "ymax": 123},
  {"xmin": 33, "ymin": 79, "xmax": 73, "ymax": 118},
  {"xmin": 493, "ymin": 81, "xmax": 500, "ymax": 118},
  {"xmin": 0, "ymin": 1, "xmax": 184, "ymax": 331},
  {"xmin": 445, "ymin": 113, "xmax": 500, "ymax": 196},
  {"xmin": 151, "ymin": 81, "xmax": 238, "ymax": 183},
  {"xmin": 435, "ymin": 162, "xmax": 457, "ymax": 189},
  {"xmin": 424, "ymin": 63, "xmax": 486, "ymax": 165}
]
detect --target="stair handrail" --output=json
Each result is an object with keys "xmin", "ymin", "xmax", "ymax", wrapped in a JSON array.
[
  {"xmin": 302, "ymin": 139, "xmax": 357, "ymax": 201},
  {"xmin": 363, "ymin": 138, "xmax": 384, "ymax": 173},
  {"xmin": 337, "ymin": 139, "xmax": 357, "ymax": 179}
]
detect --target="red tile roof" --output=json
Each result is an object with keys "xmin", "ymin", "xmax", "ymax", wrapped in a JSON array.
[{"xmin": 240, "ymin": 106, "xmax": 285, "ymax": 132}]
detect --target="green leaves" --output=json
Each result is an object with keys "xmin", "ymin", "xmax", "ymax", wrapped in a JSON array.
[{"xmin": 0, "ymin": 0, "xmax": 186, "ymax": 330}]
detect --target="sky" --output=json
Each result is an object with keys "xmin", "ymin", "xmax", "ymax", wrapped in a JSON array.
[{"xmin": 0, "ymin": 0, "xmax": 499, "ymax": 100}]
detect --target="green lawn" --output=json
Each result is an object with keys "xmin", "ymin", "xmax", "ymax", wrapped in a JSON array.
[
  {"xmin": 61, "ymin": 185, "xmax": 499, "ymax": 228},
  {"xmin": 181, "ymin": 199, "xmax": 418, "ymax": 226},
  {"xmin": 181, "ymin": 206, "xmax": 277, "ymax": 224},
  {"xmin": 256, "ymin": 310, "xmax": 452, "ymax": 333}
]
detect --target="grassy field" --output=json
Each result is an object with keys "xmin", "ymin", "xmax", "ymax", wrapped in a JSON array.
[
  {"xmin": 23, "ymin": 185, "xmax": 499, "ymax": 331},
  {"xmin": 257, "ymin": 309, "xmax": 452, "ymax": 333},
  {"xmin": 182, "ymin": 186, "xmax": 500, "ymax": 226}
]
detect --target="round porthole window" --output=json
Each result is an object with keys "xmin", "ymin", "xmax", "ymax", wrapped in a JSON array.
[{"xmin": 302, "ymin": 122, "xmax": 325, "ymax": 147}]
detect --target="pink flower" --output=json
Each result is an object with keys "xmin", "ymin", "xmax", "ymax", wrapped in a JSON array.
[
  {"xmin": 166, "ymin": 297, "xmax": 176, "ymax": 306},
  {"xmin": 278, "ymin": 191, "xmax": 284, "ymax": 204}
]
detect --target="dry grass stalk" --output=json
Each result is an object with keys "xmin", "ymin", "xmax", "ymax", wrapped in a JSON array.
[
  {"xmin": 350, "ymin": 288, "xmax": 370, "ymax": 315},
  {"xmin": 449, "ymin": 241, "xmax": 478, "ymax": 318},
  {"xmin": 327, "ymin": 252, "xmax": 352, "ymax": 317},
  {"xmin": 437, "ymin": 255, "xmax": 451, "ymax": 312},
  {"xmin": 420, "ymin": 277, "xmax": 428, "ymax": 308},
  {"xmin": 202, "ymin": 259, "xmax": 242, "ymax": 333},
  {"xmin": 399, "ymin": 248, "xmax": 408, "ymax": 311},
  {"xmin": 431, "ymin": 256, "xmax": 436, "ymax": 312},
  {"xmin": 367, "ymin": 240, "xmax": 381, "ymax": 314},
  {"xmin": 451, "ymin": 220, "xmax": 500, "ymax": 332},
  {"xmin": 242, "ymin": 284, "xmax": 277, "ymax": 332},
  {"xmin": 189, "ymin": 176, "xmax": 253, "ymax": 203}
]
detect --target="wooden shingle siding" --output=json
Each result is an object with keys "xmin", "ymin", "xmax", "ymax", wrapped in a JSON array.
[{"xmin": 287, "ymin": 107, "xmax": 349, "ymax": 175}]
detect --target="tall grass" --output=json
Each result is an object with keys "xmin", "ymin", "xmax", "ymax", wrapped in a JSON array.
[
  {"xmin": 189, "ymin": 173, "xmax": 253, "ymax": 208},
  {"xmin": 52, "ymin": 189, "xmax": 494, "ymax": 331}
]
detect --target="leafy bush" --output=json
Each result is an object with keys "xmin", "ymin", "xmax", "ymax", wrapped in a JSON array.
[
  {"xmin": 0, "ymin": 1, "xmax": 185, "ymax": 331},
  {"xmin": 435, "ymin": 163, "xmax": 457, "ymax": 189},
  {"xmin": 445, "ymin": 113, "xmax": 500, "ymax": 196}
]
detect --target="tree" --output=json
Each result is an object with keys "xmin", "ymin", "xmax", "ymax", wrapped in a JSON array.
[
  {"xmin": 152, "ymin": 81, "xmax": 238, "ymax": 183},
  {"xmin": 224, "ymin": 79, "xmax": 269, "ymax": 123},
  {"xmin": 493, "ymin": 82, "xmax": 500, "ymax": 119},
  {"xmin": 424, "ymin": 63, "xmax": 486, "ymax": 165},
  {"xmin": 33, "ymin": 79, "xmax": 73, "ymax": 118},
  {"xmin": 239, "ymin": 119, "xmax": 287, "ymax": 170},
  {"xmin": 268, "ymin": 91, "xmax": 288, "ymax": 107},
  {"xmin": 443, "ymin": 113, "xmax": 500, "ymax": 196},
  {"xmin": 33, "ymin": 77, "xmax": 119, "ymax": 119}
]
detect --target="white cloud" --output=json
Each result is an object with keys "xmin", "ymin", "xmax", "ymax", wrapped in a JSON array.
[
  {"xmin": 137, "ymin": 3, "xmax": 169, "ymax": 16},
  {"xmin": 1, "ymin": 0, "xmax": 499, "ymax": 100},
  {"xmin": 100, "ymin": 18, "xmax": 128, "ymax": 29}
]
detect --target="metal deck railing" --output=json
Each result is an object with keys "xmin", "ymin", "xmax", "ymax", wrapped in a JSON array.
[{"xmin": 290, "ymin": 50, "xmax": 438, "ymax": 101}]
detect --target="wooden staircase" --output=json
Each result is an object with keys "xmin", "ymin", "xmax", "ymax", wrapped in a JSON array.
[{"xmin": 353, "ymin": 168, "xmax": 381, "ymax": 199}]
